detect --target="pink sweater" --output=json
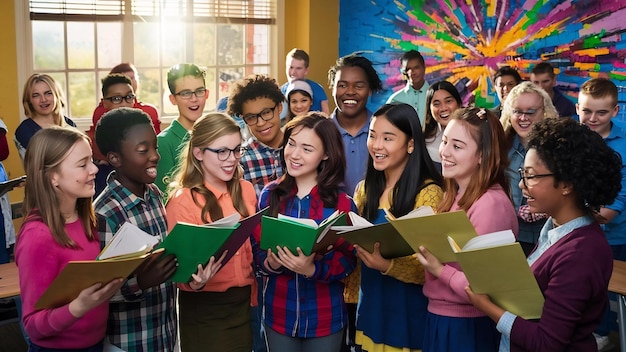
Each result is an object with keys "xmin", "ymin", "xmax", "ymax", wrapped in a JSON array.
[
  {"xmin": 16, "ymin": 219, "xmax": 108, "ymax": 349},
  {"xmin": 423, "ymin": 185, "xmax": 519, "ymax": 317}
]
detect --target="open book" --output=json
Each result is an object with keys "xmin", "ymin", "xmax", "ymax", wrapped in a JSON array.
[
  {"xmin": 335, "ymin": 211, "xmax": 412, "ymax": 258},
  {"xmin": 98, "ymin": 222, "xmax": 160, "ymax": 260},
  {"xmin": 35, "ymin": 249, "xmax": 163, "ymax": 309},
  {"xmin": 156, "ymin": 208, "xmax": 266, "ymax": 283},
  {"xmin": 336, "ymin": 207, "xmax": 477, "ymax": 261},
  {"xmin": 260, "ymin": 210, "xmax": 347, "ymax": 255},
  {"xmin": 385, "ymin": 209, "xmax": 477, "ymax": 263},
  {"xmin": 0, "ymin": 175, "xmax": 26, "ymax": 197},
  {"xmin": 449, "ymin": 230, "xmax": 545, "ymax": 319}
]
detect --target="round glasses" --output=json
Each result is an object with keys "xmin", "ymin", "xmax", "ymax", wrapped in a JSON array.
[
  {"xmin": 203, "ymin": 146, "xmax": 247, "ymax": 161},
  {"xmin": 103, "ymin": 94, "xmax": 135, "ymax": 104}
]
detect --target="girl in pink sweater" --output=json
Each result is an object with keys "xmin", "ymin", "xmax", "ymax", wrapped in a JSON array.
[
  {"xmin": 416, "ymin": 107, "xmax": 518, "ymax": 351},
  {"xmin": 16, "ymin": 127, "xmax": 123, "ymax": 351}
]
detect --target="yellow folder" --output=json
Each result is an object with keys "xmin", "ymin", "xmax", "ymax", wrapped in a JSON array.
[
  {"xmin": 450, "ymin": 234, "xmax": 545, "ymax": 319},
  {"xmin": 35, "ymin": 250, "xmax": 161, "ymax": 309}
]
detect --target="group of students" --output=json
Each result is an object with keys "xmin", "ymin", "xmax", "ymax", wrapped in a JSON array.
[{"xmin": 10, "ymin": 47, "xmax": 626, "ymax": 352}]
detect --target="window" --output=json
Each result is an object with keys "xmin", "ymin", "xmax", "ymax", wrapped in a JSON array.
[{"xmin": 23, "ymin": 0, "xmax": 278, "ymax": 122}]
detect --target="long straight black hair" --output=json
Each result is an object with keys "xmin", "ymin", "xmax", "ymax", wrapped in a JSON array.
[{"xmin": 360, "ymin": 103, "xmax": 443, "ymax": 220}]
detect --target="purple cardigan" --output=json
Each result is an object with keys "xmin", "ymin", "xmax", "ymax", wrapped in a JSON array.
[{"xmin": 510, "ymin": 223, "xmax": 612, "ymax": 351}]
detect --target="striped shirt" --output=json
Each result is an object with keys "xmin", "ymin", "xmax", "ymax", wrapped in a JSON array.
[
  {"xmin": 240, "ymin": 139, "xmax": 283, "ymax": 196},
  {"xmin": 252, "ymin": 182, "xmax": 357, "ymax": 338},
  {"xmin": 94, "ymin": 172, "xmax": 177, "ymax": 352}
]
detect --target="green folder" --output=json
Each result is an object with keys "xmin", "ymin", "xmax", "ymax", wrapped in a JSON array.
[
  {"xmin": 260, "ymin": 212, "xmax": 347, "ymax": 255},
  {"xmin": 338, "ymin": 222, "xmax": 414, "ymax": 258},
  {"xmin": 156, "ymin": 208, "xmax": 266, "ymax": 283}
]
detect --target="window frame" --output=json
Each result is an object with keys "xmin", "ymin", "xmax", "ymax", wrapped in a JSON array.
[{"xmin": 15, "ymin": 0, "xmax": 284, "ymax": 131}]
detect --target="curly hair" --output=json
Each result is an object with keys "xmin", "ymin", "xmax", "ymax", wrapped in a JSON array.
[
  {"xmin": 527, "ymin": 118, "xmax": 621, "ymax": 213},
  {"xmin": 227, "ymin": 74, "xmax": 285, "ymax": 117}
]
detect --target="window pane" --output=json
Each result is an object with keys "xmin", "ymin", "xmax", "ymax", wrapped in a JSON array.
[
  {"xmin": 48, "ymin": 72, "xmax": 68, "ymax": 110},
  {"xmin": 194, "ymin": 23, "xmax": 216, "ymax": 66},
  {"xmin": 204, "ymin": 68, "xmax": 217, "ymax": 110},
  {"xmin": 247, "ymin": 24, "xmax": 270, "ymax": 65},
  {"xmin": 134, "ymin": 22, "xmax": 160, "ymax": 67},
  {"xmin": 247, "ymin": 66, "xmax": 269, "ymax": 76},
  {"xmin": 217, "ymin": 67, "xmax": 244, "ymax": 100},
  {"xmin": 67, "ymin": 22, "xmax": 95, "ymax": 69},
  {"xmin": 67, "ymin": 72, "xmax": 96, "ymax": 118},
  {"xmin": 97, "ymin": 70, "xmax": 109, "ymax": 99},
  {"xmin": 161, "ymin": 22, "xmax": 185, "ymax": 67},
  {"xmin": 32, "ymin": 21, "xmax": 65, "ymax": 70},
  {"xmin": 138, "ymin": 68, "xmax": 162, "ymax": 112},
  {"xmin": 97, "ymin": 22, "xmax": 122, "ymax": 68},
  {"xmin": 217, "ymin": 24, "xmax": 244, "ymax": 66}
]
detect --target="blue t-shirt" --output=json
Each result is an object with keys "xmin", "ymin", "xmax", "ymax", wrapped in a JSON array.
[{"xmin": 602, "ymin": 119, "xmax": 626, "ymax": 246}]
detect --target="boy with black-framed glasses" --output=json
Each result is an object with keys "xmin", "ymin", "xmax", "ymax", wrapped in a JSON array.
[
  {"xmin": 155, "ymin": 63, "xmax": 208, "ymax": 193},
  {"xmin": 227, "ymin": 74, "xmax": 285, "ymax": 196}
]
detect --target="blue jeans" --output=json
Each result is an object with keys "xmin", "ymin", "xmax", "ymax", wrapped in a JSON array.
[{"xmin": 29, "ymin": 341, "xmax": 103, "ymax": 352}]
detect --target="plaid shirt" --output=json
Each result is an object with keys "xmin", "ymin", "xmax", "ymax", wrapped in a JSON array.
[
  {"xmin": 252, "ymin": 182, "xmax": 357, "ymax": 338},
  {"xmin": 94, "ymin": 172, "xmax": 177, "ymax": 352},
  {"xmin": 240, "ymin": 139, "xmax": 283, "ymax": 196}
]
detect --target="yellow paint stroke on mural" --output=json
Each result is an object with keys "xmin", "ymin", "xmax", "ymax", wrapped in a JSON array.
[
  {"xmin": 575, "ymin": 48, "xmax": 610, "ymax": 57},
  {"xmin": 575, "ymin": 62, "xmax": 599, "ymax": 71},
  {"xmin": 485, "ymin": 0, "xmax": 496, "ymax": 18}
]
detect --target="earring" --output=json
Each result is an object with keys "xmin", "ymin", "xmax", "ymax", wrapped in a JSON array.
[{"xmin": 408, "ymin": 147, "xmax": 414, "ymax": 154}]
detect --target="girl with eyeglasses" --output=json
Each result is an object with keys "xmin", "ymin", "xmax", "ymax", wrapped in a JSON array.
[
  {"xmin": 165, "ymin": 112, "xmax": 256, "ymax": 352},
  {"xmin": 416, "ymin": 107, "xmax": 518, "ymax": 352},
  {"xmin": 500, "ymin": 82, "xmax": 559, "ymax": 256},
  {"xmin": 251, "ymin": 112, "xmax": 357, "ymax": 352},
  {"xmin": 466, "ymin": 117, "xmax": 621, "ymax": 351},
  {"xmin": 16, "ymin": 73, "xmax": 77, "ymax": 161}
]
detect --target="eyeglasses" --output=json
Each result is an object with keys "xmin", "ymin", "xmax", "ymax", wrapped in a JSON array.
[
  {"xmin": 103, "ymin": 94, "xmax": 135, "ymax": 104},
  {"xmin": 518, "ymin": 168, "xmax": 554, "ymax": 188},
  {"xmin": 175, "ymin": 87, "xmax": 207, "ymax": 100},
  {"xmin": 512, "ymin": 108, "xmax": 542, "ymax": 118},
  {"xmin": 203, "ymin": 146, "xmax": 247, "ymax": 161},
  {"xmin": 242, "ymin": 105, "xmax": 278, "ymax": 126}
]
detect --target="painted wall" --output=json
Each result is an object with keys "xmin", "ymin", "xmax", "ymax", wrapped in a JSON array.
[
  {"xmin": 339, "ymin": 0, "xmax": 626, "ymax": 115},
  {"xmin": 284, "ymin": 0, "xmax": 339, "ymax": 109},
  {"xmin": 0, "ymin": 2, "xmax": 25, "ymax": 205}
]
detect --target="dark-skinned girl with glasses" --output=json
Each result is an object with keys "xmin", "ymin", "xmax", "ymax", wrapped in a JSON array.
[{"xmin": 466, "ymin": 117, "xmax": 620, "ymax": 352}]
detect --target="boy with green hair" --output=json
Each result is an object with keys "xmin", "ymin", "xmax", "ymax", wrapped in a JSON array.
[
  {"xmin": 94, "ymin": 107, "xmax": 178, "ymax": 351},
  {"xmin": 156, "ymin": 63, "xmax": 208, "ymax": 192}
]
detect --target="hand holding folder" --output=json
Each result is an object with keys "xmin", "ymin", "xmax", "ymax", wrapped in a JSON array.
[
  {"xmin": 157, "ymin": 208, "xmax": 267, "ymax": 283},
  {"xmin": 35, "ymin": 249, "xmax": 163, "ymax": 309},
  {"xmin": 449, "ymin": 230, "xmax": 545, "ymax": 319},
  {"xmin": 259, "ymin": 210, "xmax": 347, "ymax": 256}
]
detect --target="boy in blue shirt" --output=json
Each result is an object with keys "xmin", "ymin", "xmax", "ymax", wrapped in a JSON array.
[
  {"xmin": 577, "ymin": 77, "xmax": 626, "ymax": 352},
  {"xmin": 94, "ymin": 107, "xmax": 178, "ymax": 351}
]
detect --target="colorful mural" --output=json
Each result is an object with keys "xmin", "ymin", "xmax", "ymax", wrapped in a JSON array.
[{"xmin": 339, "ymin": 0, "xmax": 626, "ymax": 115}]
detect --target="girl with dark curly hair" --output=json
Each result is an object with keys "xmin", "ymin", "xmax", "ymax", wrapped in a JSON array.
[{"xmin": 466, "ymin": 117, "xmax": 622, "ymax": 351}]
